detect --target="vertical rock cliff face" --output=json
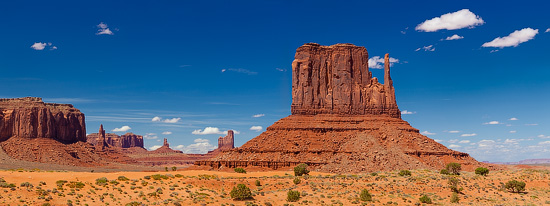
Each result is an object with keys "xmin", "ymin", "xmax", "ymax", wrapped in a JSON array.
[
  {"xmin": 291, "ymin": 43, "xmax": 400, "ymax": 118},
  {"xmin": 0, "ymin": 97, "xmax": 86, "ymax": 143},
  {"xmin": 217, "ymin": 130, "xmax": 235, "ymax": 151},
  {"xmin": 86, "ymin": 127, "xmax": 144, "ymax": 149},
  {"xmin": 120, "ymin": 133, "xmax": 144, "ymax": 148}
]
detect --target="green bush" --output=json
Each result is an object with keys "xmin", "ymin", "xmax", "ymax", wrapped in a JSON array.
[
  {"xmin": 171, "ymin": 166, "xmax": 177, "ymax": 171},
  {"xmin": 446, "ymin": 163, "xmax": 461, "ymax": 175},
  {"xmin": 419, "ymin": 195, "xmax": 432, "ymax": 204},
  {"xmin": 95, "ymin": 177, "xmax": 109, "ymax": 186},
  {"xmin": 398, "ymin": 170, "xmax": 412, "ymax": 176},
  {"xmin": 293, "ymin": 163, "xmax": 310, "ymax": 176},
  {"xmin": 440, "ymin": 169, "xmax": 450, "ymax": 175},
  {"xmin": 255, "ymin": 180, "xmax": 261, "ymax": 186},
  {"xmin": 447, "ymin": 177, "xmax": 463, "ymax": 193},
  {"xmin": 67, "ymin": 181, "xmax": 85, "ymax": 189},
  {"xmin": 475, "ymin": 167, "xmax": 489, "ymax": 176},
  {"xmin": 125, "ymin": 202, "xmax": 142, "ymax": 206},
  {"xmin": 20, "ymin": 182, "xmax": 33, "ymax": 188},
  {"xmin": 234, "ymin": 168, "xmax": 247, "ymax": 174},
  {"xmin": 118, "ymin": 176, "xmax": 130, "ymax": 181},
  {"xmin": 370, "ymin": 172, "xmax": 378, "ymax": 176},
  {"xmin": 505, "ymin": 180, "xmax": 526, "ymax": 193},
  {"xmin": 360, "ymin": 189, "xmax": 372, "ymax": 202},
  {"xmin": 286, "ymin": 190, "xmax": 300, "ymax": 202},
  {"xmin": 151, "ymin": 174, "xmax": 169, "ymax": 180},
  {"xmin": 293, "ymin": 177, "xmax": 301, "ymax": 185},
  {"xmin": 450, "ymin": 192, "xmax": 459, "ymax": 203},
  {"xmin": 230, "ymin": 184, "xmax": 252, "ymax": 200}
]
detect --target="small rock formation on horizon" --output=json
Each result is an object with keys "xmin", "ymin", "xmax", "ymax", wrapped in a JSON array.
[
  {"xmin": 218, "ymin": 130, "xmax": 235, "ymax": 151},
  {"xmin": 150, "ymin": 138, "xmax": 182, "ymax": 154},
  {"xmin": 196, "ymin": 43, "xmax": 489, "ymax": 173},
  {"xmin": 96, "ymin": 124, "xmax": 108, "ymax": 149},
  {"xmin": 87, "ymin": 126, "xmax": 144, "ymax": 149},
  {"xmin": 0, "ymin": 97, "xmax": 86, "ymax": 143}
]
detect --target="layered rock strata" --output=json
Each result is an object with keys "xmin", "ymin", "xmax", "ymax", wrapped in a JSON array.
[
  {"xmin": 0, "ymin": 97, "xmax": 86, "ymax": 143},
  {"xmin": 87, "ymin": 128, "xmax": 144, "ymax": 149},
  {"xmin": 196, "ymin": 43, "xmax": 488, "ymax": 173}
]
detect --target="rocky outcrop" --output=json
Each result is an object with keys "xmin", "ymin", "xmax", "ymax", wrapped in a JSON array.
[
  {"xmin": 151, "ymin": 138, "xmax": 182, "ymax": 154},
  {"xmin": 218, "ymin": 130, "xmax": 234, "ymax": 151},
  {"xmin": 120, "ymin": 133, "xmax": 144, "ymax": 148},
  {"xmin": 0, "ymin": 97, "xmax": 86, "ymax": 143},
  {"xmin": 86, "ymin": 127, "xmax": 144, "ymax": 149},
  {"xmin": 291, "ymin": 43, "xmax": 400, "ymax": 118},
  {"xmin": 196, "ymin": 43, "xmax": 489, "ymax": 173}
]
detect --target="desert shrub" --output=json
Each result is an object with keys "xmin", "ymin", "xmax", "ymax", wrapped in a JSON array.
[
  {"xmin": 67, "ymin": 181, "xmax": 85, "ymax": 189},
  {"xmin": 419, "ymin": 195, "xmax": 432, "ymax": 204},
  {"xmin": 399, "ymin": 170, "xmax": 412, "ymax": 176},
  {"xmin": 475, "ymin": 167, "xmax": 489, "ymax": 176},
  {"xmin": 505, "ymin": 180, "xmax": 526, "ymax": 193},
  {"xmin": 95, "ymin": 177, "xmax": 109, "ymax": 186},
  {"xmin": 293, "ymin": 177, "xmax": 301, "ymax": 185},
  {"xmin": 234, "ymin": 168, "xmax": 247, "ymax": 174},
  {"xmin": 446, "ymin": 163, "xmax": 461, "ymax": 175},
  {"xmin": 165, "ymin": 167, "xmax": 168, "ymax": 172},
  {"xmin": 171, "ymin": 166, "xmax": 177, "ymax": 171},
  {"xmin": 360, "ymin": 189, "xmax": 372, "ymax": 202},
  {"xmin": 286, "ymin": 190, "xmax": 300, "ymax": 202},
  {"xmin": 448, "ymin": 177, "xmax": 463, "ymax": 193},
  {"xmin": 450, "ymin": 192, "xmax": 459, "ymax": 203},
  {"xmin": 125, "ymin": 202, "xmax": 142, "ymax": 206},
  {"xmin": 230, "ymin": 184, "xmax": 252, "ymax": 200},
  {"xmin": 151, "ymin": 174, "xmax": 169, "ymax": 180},
  {"xmin": 370, "ymin": 172, "xmax": 378, "ymax": 176},
  {"xmin": 144, "ymin": 176, "xmax": 151, "ymax": 180},
  {"xmin": 294, "ymin": 163, "xmax": 310, "ymax": 176},
  {"xmin": 440, "ymin": 169, "xmax": 450, "ymax": 175},
  {"xmin": 255, "ymin": 180, "xmax": 261, "ymax": 186},
  {"xmin": 20, "ymin": 182, "xmax": 33, "ymax": 188},
  {"xmin": 118, "ymin": 176, "xmax": 130, "ymax": 181}
]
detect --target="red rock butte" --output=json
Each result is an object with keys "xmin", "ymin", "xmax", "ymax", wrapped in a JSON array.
[{"xmin": 196, "ymin": 43, "xmax": 487, "ymax": 173}]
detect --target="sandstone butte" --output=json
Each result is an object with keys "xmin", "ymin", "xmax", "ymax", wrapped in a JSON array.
[
  {"xmin": 196, "ymin": 43, "xmax": 492, "ymax": 173},
  {"xmin": 87, "ymin": 130, "xmax": 145, "ymax": 149}
]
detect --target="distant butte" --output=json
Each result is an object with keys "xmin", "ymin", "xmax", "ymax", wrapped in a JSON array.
[{"xmin": 196, "ymin": 43, "xmax": 491, "ymax": 173}]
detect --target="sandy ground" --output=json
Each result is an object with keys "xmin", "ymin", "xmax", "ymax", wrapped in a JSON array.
[{"xmin": 0, "ymin": 166, "xmax": 548, "ymax": 206}]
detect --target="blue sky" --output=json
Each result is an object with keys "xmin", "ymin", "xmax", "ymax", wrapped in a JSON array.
[{"xmin": 1, "ymin": 0, "xmax": 549, "ymax": 162}]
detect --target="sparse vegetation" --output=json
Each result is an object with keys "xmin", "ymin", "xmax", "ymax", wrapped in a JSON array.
[
  {"xmin": 447, "ymin": 177, "xmax": 463, "ymax": 193},
  {"xmin": 234, "ymin": 168, "xmax": 247, "ymax": 174},
  {"xmin": 293, "ymin": 163, "xmax": 309, "ymax": 176},
  {"xmin": 171, "ymin": 166, "xmax": 177, "ymax": 171},
  {"xmin": 293, "ymin": 177, "xmax": 301, "ymax": 185},
  {"xmin": 475, "ymin": 167, "xmax": 489, "ymax": 176},
  {"xmin": 286, "ymin": 190, "xmax": 300, "ymax": 202},
  {"xmin": 446, "ymin": 163, "xmax": 461, "ymax": 175},
  {"xmin": 505, "ymin": 180, "xmax": 526, "ymax": 193},
  {"xmin": 360, "ymin": 189, "xmax": 372, "ymax": 202},
  {"xmin": 118, "ymin": 176, "xmax": 130, "ymax": 181},
  {"xmin": 230, "ymin": 184, "xmax": 252, "ymax": 200},
  {"xmin": 450, "ymin": 192, "xmax": 460, "ymax": 203},
  {"xmin": 95, "ymin": 177, "xmax": 109, "ymax": 186},
  {"xmin": 398, "ymin": 169, "xmax": 412, "ymax": 176},
  {"xmin": 255, "ymin": 180, "xmax": 261, "ymax": 186},
  {"xmin": 440, "ymin": 169, "xmax": 450, "ymax": 175},
  {"xmin": 419, "ymin": 195, "xmax": 432, "ymax": 204}
]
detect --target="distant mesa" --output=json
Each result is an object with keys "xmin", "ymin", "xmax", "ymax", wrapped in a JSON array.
[
  {"xmin": 204, "ymin": 130, "xmax": 235, "ymax": 156},
  {"xmin": 86, "ymin": 125, "xmax": 144, "ymax": 149},
  {"xmin": 150, "ymin": 138, "xmax": 183, "ymax": 154},
  {"xmin": 196, "ymin": 43, "xmax": 489, "ymax": 173}
]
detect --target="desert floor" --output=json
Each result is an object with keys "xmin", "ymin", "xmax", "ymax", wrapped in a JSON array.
[{"xmin": 0, "ymin": 166, "xmax": 548, "ymax": 206}]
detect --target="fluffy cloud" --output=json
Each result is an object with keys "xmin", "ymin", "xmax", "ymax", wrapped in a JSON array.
[
  {"xmin": 459, "ymin": 140, "xmax": 470, "ymax": 144},
  {"xmin": 144, "ymin": 133, "xmax": 158, "ymax": 140},
  {"xmin": 482, "ymin": 28, "xmax": 538, "ymax": 48},
  {"xmin": 444, "ymin": 34, "xmax": 464, "ymax": 40},
  {"xmin": 96, "ymin": 22, "xmax": 114, "ymax": 35},
  {"xmin": 368, "ymin": 56, "xmax": 399, "ymax": 69},
  {"xmin": 192, "ymin": 127, "xmax": 238, "ymax": 135},
  {"xmin": 30, "ymin": 42, "xmax": 56, "ymax": 51},
  {"xmin": 448, "ymin": 144, "xmax": 461, "ymax": 149},
  {"xmin": 421, "ymin": 131, "xmax": 436, "ymax": 135},
  {"xmin": 415, "ymin": 45, "xmax": 435, "ymax": 52},
  {"xmin": 149, "ymin": 145, "xmax": 162, "ymax": 150},
  {"xmin": 416, "ymin": 9, "xmax": 484, "ymax": 32},
  {"xmin": 162, "ymin": 131, "xmax": 172, "ymax": 135},
  {"xmin": 448, "ymin": 130, "xmax": 460, "ymax": 133},
  {"xmin": 509, "ymin": 117, "xmax": 518, "ymax": 121},
  {"xmin": 175, "ymin": 138, "xmax": 217, "ymax": 154},
  {"xmin": 487, "ymin": 121, "xmax": 500, "ymax": 124},
  {"xmin": 252, "ymin": 114, "xmax": 265, "ymax": 118},
  {"xmin": 250, "ymin": 126, "xmax": 263, "ymax": 132},
  {"xmin": 539, "ymin": 141, "xmax": 550, "ymax": 145},
  {"xmin": 151, "ymin": 116, "xmax": 181, "ymax": 123},
  {"xmin": 401, "ymin": 110, "xmax": 416, "ymax": 115},
  {"xmin": 221, "ymin": 68, "xmax": 257, "ymax": 75},
  {"xmin": 112, "ymin": 126, "xmax": 131, "ymax": 132},
  {"xmin": 461, "ymin": 133, "xmax": 477, "ymax": 137},
  {"xmin": 152, "ymin": 116, "xmax": 161, "ymax": 122},
  {"xmin": 538, "ymin": 135, "xmax": 550, "ymax": 139},
  {"xmin": 546, "ymin": 28, "xmax": 550, "ymax": 33}
]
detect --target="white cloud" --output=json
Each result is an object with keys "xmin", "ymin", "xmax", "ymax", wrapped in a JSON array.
[
  {"xmin": 482, "ymin": 28, "xmax": 538, "ymax": 48},
  {"xmin": 191, "ymin": 127, "xmax": 238, "ymax": 135},
  {"xmin": 415, "ymin": 45, "xmax": 435, "ymax": 52},
  {"xmin": 368, "ymin": 56, "xmax": 399, "ymax": 69},
  {"xmin": 509, "ymin": 130, "xmax": 517, "ymax": 134},
  {"xmin": 538, "ymin": 141, "xmax": 550, "ymax": 145},
  {"xmin": 250, "ymin": 126, "xmax": 263, "ymax": 132},
  {"xmin": 545, "ymin": 28, "xmax": 550, "ymax": 33},
  {"xmin": 221, "ymin": 68, "xmax": 257, "ymax": 75},
  {"xmin": 96, "ymin": 22, "xmax": 114, "ymax": 35},
  {"xmin": 538, "ymin": 135, "xmax": 550, "ymax": 139},
  {"xmin": 416, "ymin": 9, "xmax": 484, "ymax": 32},
  {"xmin": 444, "ymin": 34, "xmax": 464, "ymax": 40},
  {"xmin": 509, "ymin": 117, "xmax": 518, "ymax": 121},
  {"xmin": 448, "ymin": 130, "xmax": 460, "ymax": 133},
  {"xmin": 31, "ymin": 42, "xmax": 57, "ymax": 50},
  {"xmin": 163, "ymin": 118, "xmax": 181, "ymax": 123},
  {"xmin": 448, "ymin": 139, "xmax": 458, "ymax": 143},
  {"xmin": 421, "ymin": 131, "xmax": 436, "ymax": 135},
  {"xmin": 149, "ymin": 145, "xmax": 162, "ymax": 150},
  {"xmin": 461, "ymin": 133, "xmax": 477, "ymax": 137},
  {"xmin": 478, "ymin": 139, "xmax": 495, "ymax": 147},
  {"xmin": 434, "ymin": 139, "xmax": 443, "ymax": 143},
  {"xmin": 504, "ymin": 139, "xmax": 519, "ymax": 144},
  {"xmin": 162, "ymin": 131, "xmax": 172, "ymax": 135},
  {"xmin": 175, "ymin": 138, "xmax": 217, "ymax": 154},
  {"xmin": 459, "ymin": 140, "xmax": 470, "ymax": 144},
  {"xmin": 401, "ymin": 110, "xmax": 416, "ymax": 115},
  {"xmin": 448, "ymin": 144, "xmax": 461, "ymax": 149},
  {"xmin": 144, "ymin": 133, "xmax": 159, "ymax": 140},
  {"xmin": 486, "ymin": 121, "xmax": 500, "ymax": 125},
  {"xmin": 152, "ymin": 116, "xmax": 161, "ymax": 122},
  {"xmin": 112, "ymin": 126, "xmax": 131, "ymax": 132},
  {"xmin": 252, "ymin": 114, "xmax": 265, "ymax": 118}
]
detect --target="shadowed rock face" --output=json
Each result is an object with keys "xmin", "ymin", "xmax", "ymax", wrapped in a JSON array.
[
  {"xmin": 0, "ymin": 97, "xmax": 86, "ymax": 143},
  {"xmin": 87, "ymin": 131, "xmax": 144, "ymax": 149},
  {"xmin": 217, "ymin": 130, "xmax": 234, "ymax": 151},
  {"xmin": 291, "ymin": 43, "xmax": 400, "ymax": 118}
]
